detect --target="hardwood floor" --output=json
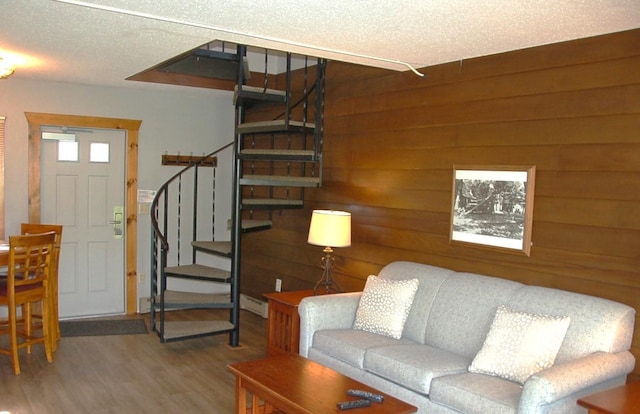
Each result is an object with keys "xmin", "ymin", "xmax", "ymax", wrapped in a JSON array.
[{"xmin": 0, "ymin": 309, "xmax": 268, "ymax": 413}]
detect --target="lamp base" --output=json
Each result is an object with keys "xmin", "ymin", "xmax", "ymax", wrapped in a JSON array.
[{"xmin": 313, "ymin": 247, "xmax": 341, "ymax": 295}]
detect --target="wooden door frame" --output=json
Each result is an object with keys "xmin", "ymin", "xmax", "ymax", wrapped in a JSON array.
[{"xmin": 25, "ymin": 112, "xmax": 141, "ymax": 314}]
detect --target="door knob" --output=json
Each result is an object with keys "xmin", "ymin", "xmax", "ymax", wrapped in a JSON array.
[{"xmin": 112, "ymin": 206, "xmax": 124, "ymax": 238}]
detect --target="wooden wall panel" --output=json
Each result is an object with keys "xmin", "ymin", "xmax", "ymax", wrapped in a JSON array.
[{"xmin": 240, "ymin": 28, "xmax": 640, "ymax": 372}]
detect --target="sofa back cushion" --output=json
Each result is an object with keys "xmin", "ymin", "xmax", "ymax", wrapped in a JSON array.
[
  {"xmin": 424, "ymin": 273, "xmax": 523, "ymax": 358},
  {"xmin": 505, "ymin": 286, "xmax": 635, "ymax": 363},
  {"xmin": 353, "ymin": 275, "xmax": 420, "ymax": 339},
  {"xmin": 378, "ymin": 261, "xmax": 454, "ymax": 344}
]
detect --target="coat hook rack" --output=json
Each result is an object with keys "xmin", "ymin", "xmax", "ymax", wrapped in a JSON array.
[{"xmin": 161, "ymin": 152, "xmax": 217, "ymax": 167}]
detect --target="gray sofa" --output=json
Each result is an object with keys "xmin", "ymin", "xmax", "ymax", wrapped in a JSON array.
[{"xmin": 298, "ymin": 261, "xmax": 636, "ymax": 414}]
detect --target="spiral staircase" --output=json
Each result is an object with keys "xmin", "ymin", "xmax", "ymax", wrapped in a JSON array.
[{"xmin": 150, "ymin": 44, "xmax": 326, "ymax": 344}]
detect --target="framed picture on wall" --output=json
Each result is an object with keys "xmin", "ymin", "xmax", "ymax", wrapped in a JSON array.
[{"xmin": 450, "ymin": 165, "xmax": 536, "ymax": 256}]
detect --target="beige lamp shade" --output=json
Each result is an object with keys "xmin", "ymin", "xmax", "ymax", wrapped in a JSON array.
[{"xmin": 307, "ymin": 210, "xmax": 351, "ymax": 248}]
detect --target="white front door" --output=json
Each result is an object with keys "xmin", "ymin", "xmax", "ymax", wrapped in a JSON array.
[{"xmin": 41, "ymin": 129, "xmax": 126, "ymax": 318}]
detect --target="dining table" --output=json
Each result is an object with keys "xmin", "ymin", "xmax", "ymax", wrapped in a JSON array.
[{"xmin": 0, "ymin": 240, "xmax": 8, "ymax": 267}]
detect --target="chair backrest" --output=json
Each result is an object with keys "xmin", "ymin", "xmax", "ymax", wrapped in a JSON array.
[
  {"xmin": 21, "ymin": 223, "xmax": 62, "ymax": 249},
  {"xmin": 20, "ymin": 223, "xmax": 62, "ymax": 272},
  {"xmin": 7, "ymin": 232, "xmax": 56, "ymax": 292}
]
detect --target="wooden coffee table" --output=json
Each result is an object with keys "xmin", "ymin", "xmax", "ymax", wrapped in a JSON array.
[{"xmin": 228, "ymin": 354, "xmax": 417, "ymax": 413}]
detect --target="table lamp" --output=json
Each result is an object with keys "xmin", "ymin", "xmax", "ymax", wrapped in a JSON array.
[{"xmin": 307, "ymin": 210, "xmax": 351, "ymax": 295}]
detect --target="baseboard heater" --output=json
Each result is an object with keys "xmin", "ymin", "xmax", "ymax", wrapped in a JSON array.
[{"xmin": 240, "ymin": 294, "xmax": 269, "ymax": 318}]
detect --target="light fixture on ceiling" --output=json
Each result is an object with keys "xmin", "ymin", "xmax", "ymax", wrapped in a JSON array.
[
  {"xmin": 0, "ymin": 57, "xmax": 16, "ymax": 79},
  {"xmin": 307, "ymin": 209, "xmax": 352, "ymax": 295}
]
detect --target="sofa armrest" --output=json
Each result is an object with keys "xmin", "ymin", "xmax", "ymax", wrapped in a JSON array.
[
  {"xmin": 298, "ymin": 292, "xmax": 362, "ymax": 357},
  {"xmin": 519, "ymin": 351, "xmax": 635, "ymax": 413}
]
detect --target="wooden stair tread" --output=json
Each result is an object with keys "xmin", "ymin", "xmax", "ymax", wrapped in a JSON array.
[
  {"xmin": 164, "ymin": 264, "xmax": 231, "ymax": 282},
  {"xmin": 235, "ymin": 85, "xmax": 286, "ymax": 96},
  {"xmin": 160, "ymin": 291, "xmax": 232, "ymax": 307},
  {"xmin": 240, "ymin": 175, "xmax": 321, "ymax": 187},
  {"xmin": 158, "ymin": 320, "xmax": 235, "ymax": 341},
  {"xmin": 241, "ymin": 220, "xmax": 272, "ymax": 232},
  {"xmin": 242, "ymin": 198, "xmax": 303, "ymax": 209},
  {"xmin": 237, "ymin": 120, "xmax": 315, "ymax": 134},
  {"xmin": 234, "ymin": 85, "xmax": 286, "ymax": 106},
  {"xmin": 192, "ymin": 240, "xmax": 232, "ymax": 256},
  {"xmin": 239, "ymin": 149, "xmax": 316, "ymax": 161}
]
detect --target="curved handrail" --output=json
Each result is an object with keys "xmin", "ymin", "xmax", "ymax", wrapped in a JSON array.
[
  {"xmin": 273, "ymin": 83, "xmax": 317, "ymax": 121},
  {"xmin": 150, "ymin": 141, "xmax": 234, "ymax": 251}
]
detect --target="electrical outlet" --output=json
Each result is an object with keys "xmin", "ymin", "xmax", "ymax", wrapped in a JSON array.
[
  {"xmin": 275, "ymin": 278, "xmax": 282, "ymax": 292},
  {"xmin": 138, "ymin": 272, "xmax": 145, "ymax": 284}
]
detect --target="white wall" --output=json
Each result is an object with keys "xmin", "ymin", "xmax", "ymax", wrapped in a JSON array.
[{"xmin": 0, "ymin": 78, "xmax": 236, "ymax": 309}]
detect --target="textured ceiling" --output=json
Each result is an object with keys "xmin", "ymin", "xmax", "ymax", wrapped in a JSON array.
[{"xmin": 1, "ymin": 0, "xmax": 639, "ymax": 89}]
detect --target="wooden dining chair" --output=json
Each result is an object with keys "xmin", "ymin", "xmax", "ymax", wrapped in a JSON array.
[
  {"xmin": 0, "ymin": 231, "xmax": 56, "ymax": 374},
  {"xmin": 20, "ymin": 223, "xmax": 63, "ymax": 351}
]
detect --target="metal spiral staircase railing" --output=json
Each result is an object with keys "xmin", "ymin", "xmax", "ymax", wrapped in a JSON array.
[{"xmin": 150, "ymin": 44, "xmax": 326, "ymax": 344}]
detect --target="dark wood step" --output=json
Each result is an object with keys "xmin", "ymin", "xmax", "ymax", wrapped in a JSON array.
[
  {"xmin": 237, "ymin": 120, "xmax": 315, "ymax": 135},
  {"xmin": 164, "ymin": 264, "xmax": 231, "ymax": 282},
  {"xmin": 240, "ymin": 175, "xmax": 321, "ymax": 187}
]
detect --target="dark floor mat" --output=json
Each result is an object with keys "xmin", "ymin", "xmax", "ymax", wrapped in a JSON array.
[{"xmin": 60, "ymin": 319, "xmax": 148, "ymax": 337}]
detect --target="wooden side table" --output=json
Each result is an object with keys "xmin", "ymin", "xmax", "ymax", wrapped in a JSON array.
[
  {"xmin": 577, "ymin": 381, "xmax": 640, "ymax": 413},
  {"xmin": 263, "ymin": 290, "xmax": 316, "ymax": 356}
]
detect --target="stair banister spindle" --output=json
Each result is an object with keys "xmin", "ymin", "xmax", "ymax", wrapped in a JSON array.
[
  {"xmin": 150, "ymin": 225, "xmax": 158, "ymax": 330},
  {"xmin": 177, "ymin": 175, "xmax": 182, "ymax": 265},
  {"xmin": 263, "ymin": 48, "xmax": 269, "ymax": 93},
  {"xmin": 211, "ymin": 165, "xmax": 216, "ymax": 241},
  {"xmin": 192, "ymin": 164, "xmax": 199, "ymax": 264},
  {"xmin": 315, "ymin": 60, "xmax": 326, "ymax": 185},
  {"xmin": 303, "ymin": 56, "xmax": 309, "ymax": 125},
  {"xmin": 285, "ymin": 52, "xmax": 291, "ymax": 128}
]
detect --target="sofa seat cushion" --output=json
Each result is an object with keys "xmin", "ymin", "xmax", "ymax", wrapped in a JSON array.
[
  {"xmin": 429, "ymin": 372, "xmax": 521, "ymax": 414},
  {"xmin": 363, "ymin": 344, "xmax": 470, "ymax": 395},
  {"xmin": 312, "ymin": 329, "xmax": 416, "ymax": 369}
]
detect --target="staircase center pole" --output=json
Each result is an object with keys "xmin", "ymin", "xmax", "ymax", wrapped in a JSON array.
[{"xmin": 229, "ymin": 44, "xmax": 248, "ymax": 347}]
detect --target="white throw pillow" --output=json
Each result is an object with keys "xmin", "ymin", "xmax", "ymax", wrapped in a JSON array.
[
  {"xmin": 469, "ymin": 305, "xmax": 570, "ymax": 384},
  {"xmin": 353, "ymin": 275, "xmax": 419, "ymax": 339}
]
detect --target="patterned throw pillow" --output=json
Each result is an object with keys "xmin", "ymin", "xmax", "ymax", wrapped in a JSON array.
[
  {"xmin": 353, "ymin": 275, "xmax": 419, "ymax": 339},
  {"xmin": 469, "ymin": 305, "xmax": 570, "ymax": 384}
]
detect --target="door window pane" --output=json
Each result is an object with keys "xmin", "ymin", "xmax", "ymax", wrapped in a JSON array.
[
  {"xmin": 90, "ymin": 142, "xmax": 109, "ymax": 163},
  {"xmin": 58, "ymin": 141, "xmax": 79, "ymax": 161}
]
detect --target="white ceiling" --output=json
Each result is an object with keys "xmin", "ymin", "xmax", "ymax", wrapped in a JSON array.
[{"xmin": 2, "ymin": 0, "xmax": 639, "ymax": 89}]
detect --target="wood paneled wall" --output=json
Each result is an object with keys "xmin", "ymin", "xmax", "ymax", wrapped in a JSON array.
[{"xmin": 240, "ymin": 29, "xmax": 640, "ymax": 371}]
